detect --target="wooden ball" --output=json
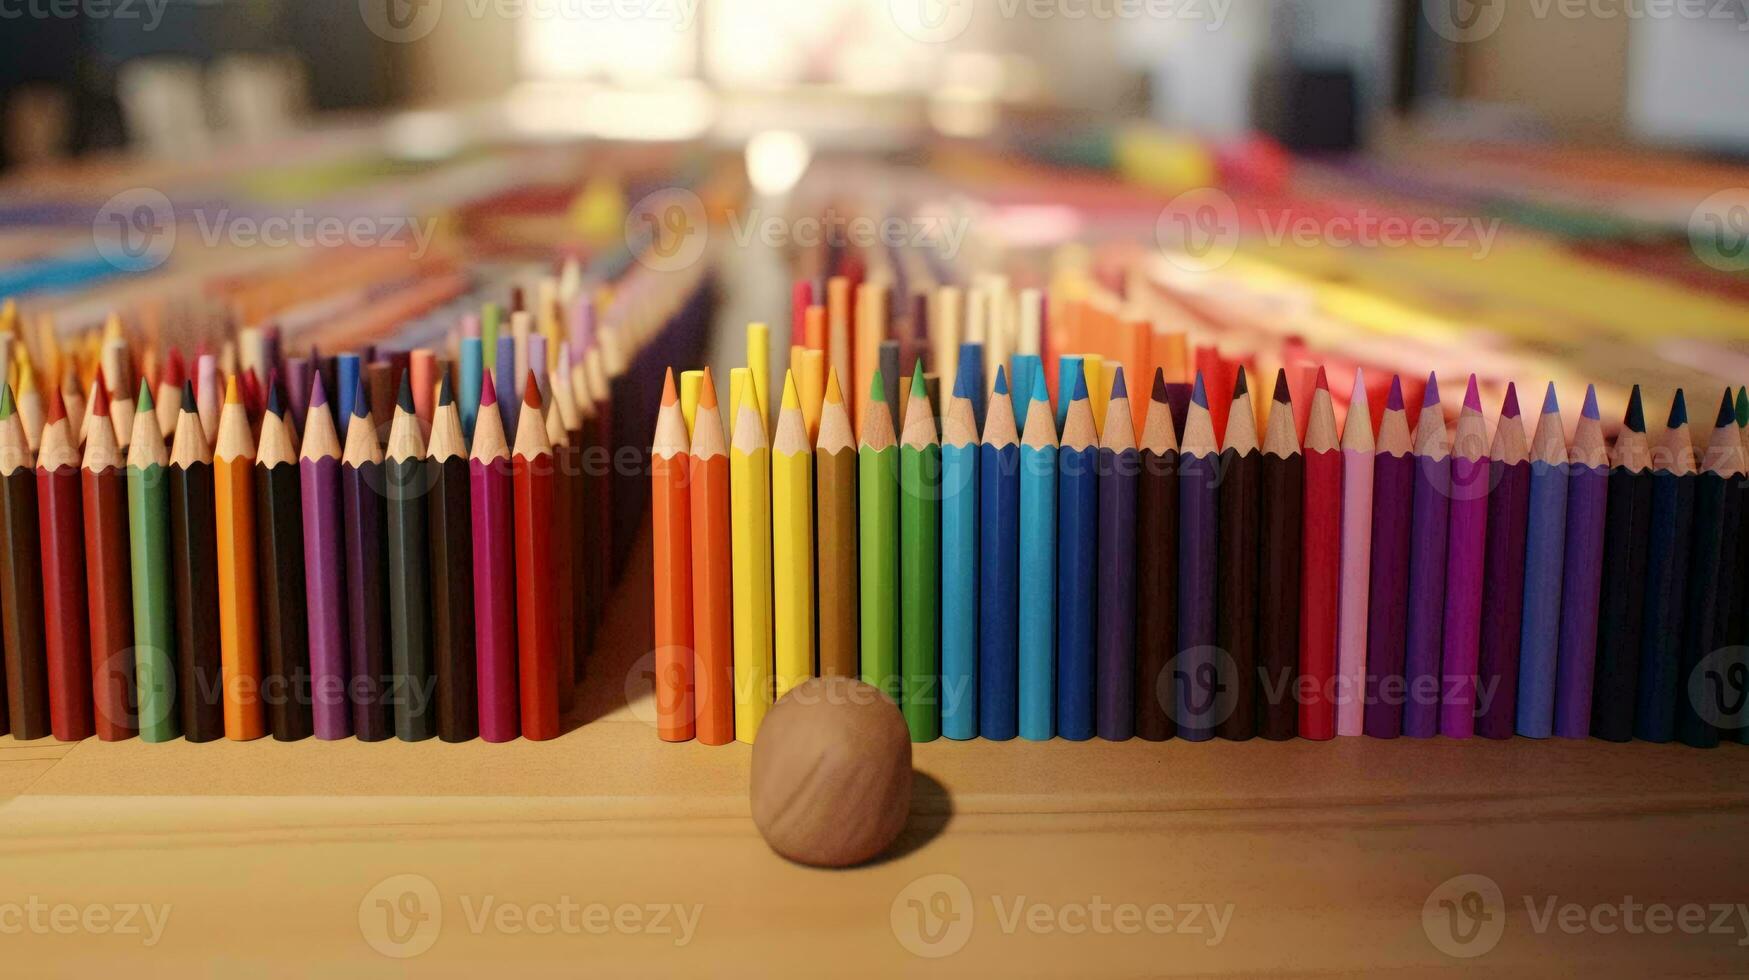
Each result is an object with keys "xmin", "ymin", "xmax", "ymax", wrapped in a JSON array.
[{"xmin": 750, "ymin": 677, "xmax": 912, "ymax": 868}]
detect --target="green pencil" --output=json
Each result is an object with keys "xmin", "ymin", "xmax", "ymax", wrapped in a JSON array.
[
  {"xmin": 126, "ymin": 380, "xmax": 178, "ymax": 741},
  {"xmin": 859, "ymin": 369, "xmax": 900, "ymax": 701},
  {"xmin": 899, "ymin": 363, "xmax": 941, "ymax": 741}
]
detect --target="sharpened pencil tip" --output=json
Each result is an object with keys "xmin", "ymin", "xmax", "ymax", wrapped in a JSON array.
[
  {"xmin": 1502, "ymin": 383, "xmax": 1520, "ymax": 419},
  {"xmin": 0, "ymin": 384, "xmax": 14, "ymax": 420},
  {"xmin": 181, "ymin": 380, "xmax": 197, "ymax": 414},
  {"xmin": 1541, "ymin": 382, "xmax": 1559, "ymax": 416},
  {"xmin": 478, "ymin": 367, "xmax": 497, "ymax": 407},
  {"xmin": 1031, "ymin": 367, "xmax": 1049, "ymax": 405},
  {"xmin": 699, "ymin": 369, "xmax": 718, "ymax": 409},
  {"xmin": 953, "ymin": 356, "xmax": 977, "ymax": 400},
  {"xmin": 1191, "ymin": 372, "xmax": 1208, "ymax": 408},
  {"xmin": 310, "ymin": 371, "xmax": 328, "ymax": 408},
  {"xmin": 993, "ymin": 365, "xmax": 1009, "ymax": 397},
  {"xmin": 1386, "ymin": 375, "xmax": 1405, "ymax": 412},
  {"xmin": 89, "ymin": 376, "xmax": 110, "ymax": 417},
  {"xmin": 1072, "ymin": 368, "xmax": 1088, "ymax": 402},
  {"xmin": 1582, "ymin": 385, "xmax": 1600, "ymax": 421},
  {"xmin": 781, "ymin": 371, "xmax": 800, "ymax": 410},
  {"xmin": 437, "ymin": 372, "xmax": 454, "ymax": 407},
  {"xmin": 352, "ymin": 376, "xmax": 371, "ymax": 419},
  {"xmin": 1152, "ymin": 368, "xmax": 1169, "ymax": 404},
  {"xmin": 1625, "ymin": 385, "xmax": 1645, "ymax": 432},
  {"xmin": 137, "ymin": 378, "xmax": 153, "ymax": 411},
  {"xmin": 1716, "ymin": 389, "xmax": 1735, "ymax": 429},
  {"xmin": 1668, "ymin": 390, "xmax": 1688, "ymax": 428},
  {"xmin": 1423, "ymin": 372, "xmax": 1440, "ymax": 408},
  {"xmin": 823, "ymin": 368, "xmax": 842, "ymax": 405},
  {"xmin": 265, "ymin": 377, "xmax": 284, "ymax": 417},
  {"xmin": 396, "ymin": 370, "xmax": 415, "ymax": 414},
  {"xmin": 1110, "ymin": 366, "xmax": 1127, "ymax": 401},
  {"xmin": 1272, "ymin": 368, "xmax": 1290, "ymax": 404},
  {"xmin": 523, "ymin": 371, "xmax": 542, "ymax": 409},
  {"xmin": 1232, "ymin": 366, "xmax": 1249, "ymax": 399},
  {"xmin": 1315, "ymin": 366, "xmax": 1330, "ymax": 392},
  {"xmin": 1736, "ymin": 387, "xmax": 1748, "ymax": 429},
  {"xmin": 1464, "ymin": 374, "xmax": 1482, "ymax": 412},
  {"xmin": 44, "ymin": 384, "xmax": 65, "ymax": 424},
  {"xmin": 869, "ymin": 369, "xmax": 887, "ymax": 404},
  {"xmin": 661, "ymin": 368, "xmax": 676, "ymax": 404},
  {"xmin": 910, "ymin": 360, "xmax": 927, "ymax": 398},
  {"xmin": 224, "ymin": 374, "xmax": 240, "ymax": 405}
]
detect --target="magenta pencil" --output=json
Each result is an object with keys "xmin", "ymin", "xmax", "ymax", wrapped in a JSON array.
[
  {"xmin": 1439, "ymin": 376, "xmax": 1489, "ymax": 738},
  {"xmin": 1364, "ymin": 376, "xmax": 1413, "ymax": 739},
  {"xmin": 469, "ymin": 375, "xmax": 520, "ymax": 742},
  {"xmin": 1402, "ymin": 374, "xmax": 1450, "ymax": 738},
  {"xmin": 298, "ymin": 374, "xmax": 350, "ymax": 739},
  {"xmin": 1336, "ymin": 371, "xmax": 1374, "ymax": 736}
]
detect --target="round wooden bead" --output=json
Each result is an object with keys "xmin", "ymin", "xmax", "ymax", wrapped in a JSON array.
[{"xmin": 749, "ymin": 677, "xmax": 913, "ymax": 868}]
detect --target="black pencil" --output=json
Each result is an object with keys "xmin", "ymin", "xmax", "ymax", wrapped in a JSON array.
[
  {"xmin": 1635, "ymin": 391, "xmax": 1694, "ymax": 743},
  {"xmin": 167, "ymin": 382, "xmax": 225, "ymax": 742},
  {"xmin": 1135, "ymin": 370, "xmax": 1179, "ymax": 741},
  {"xmin": 254, "ymin": 380, "xmax": 313, "ymax": 741},
  {"xmin": 385, "ymin": 371, "xmax": 434, "ymax": 741},
  {"xmin": 1216, "ymin": 368, "xmax": 1260, "ymax": 741},
  {"xmin": 428, "ymin": 375, "xmax": 478, "ymax": 742},
  {"xmin": 1258, "ymin": 370, "xmax": 1303, "ymax": 740},
  {"xmin": 0, "ymin": 384, "xmax": 49, "ymax": 740},
  {"xmin": 342, "ymin": 378, "xmax": 393, "ymax": 741},
  {"xmin": 1590, "ymin": 387, "xmax": 1652, "ymax": 742},
  {"xmin": 1677, "ymin": 391, "xmax": 1739, "ymax": 748}
]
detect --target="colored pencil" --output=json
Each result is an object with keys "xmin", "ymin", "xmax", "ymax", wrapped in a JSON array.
[
  {"xmin": 0, "ymin": 385, "xmax": 49, "ymax": 740},
  {"xmin": 38, "ymin": 386, "xmax": 93, "ymax": 741},
  {"xmin": 1096, "ymin": 367, "xmax": 1138, "ymax": 742},
  {"xmin": 429, "ymin": 377, "xmax": 478, "ymax": 743},
  {"xmin": 1403, "ymin": 374, "xmax": 1450, "ymax": 739},
  {"xmin": 298, "ymin": 374, "xmax": 350, "ymax": 740},
  {"xmin": 772, "ymin": 372, "xmax": 815, "ymax": 700},
  {"xmin": 1516, "ymin": 384, "xmax": 1568, "ymax": 739},
  {"xmin": 1440, "ymin": 376, "xmax": 1489, "ymax": 739},
  {"xmin": 341, "ymin": 379, "xmax": 392, "ymax": 741},
  {"xmin": 470, "ymin": 373, "xmax": 519, "ymax": 742},
  {"xmin": 1363, "ymin": 376, "xmax": 1413, "ymax": 740},
  {"xmin": 126, "ymin": 380, "xmax": 177, "ymax": 742},
  {"xmin": 1135, "ymin": 370, "xmax": 1179, "ymax": 741},
  {"xmin": 859, "ymin": 370, "xmax": 900, "ymax": 702},
  {"xmin": 690, "ymin": 371, "xmax": 734, "ymax": 745},
  {"xmin": 1336, "ymin": 370, "xmax": 1374, "ymax": 736},
  {"xmin": 155, "ymin": 348, "xmax": 183, "ymax": 439},
  {"xmin": 1177, "ymin": 374, "xmax": 1220, "ymax": 742},
  {"xmin": 1677, "ymin": 391, "xmax": 1739, "ymax": 748},
  {"xmin": 1733, "ymin": 388, "xmax": 1749, "ymax": 747},
  {"xmin": 167, "ymin": 383, "xmax": 224, "ymax": 742},
  {"xmin": 900, "ymin": 364, "xmax": 942, "ymax": 742},
  {"xmin": 1259, "ymin": 370, "xmax": 1303, "ymax": 741},
  {"xmin": 1216, "ymin": 369, "xmax": 1260, "ymax": 741},
  {"xmin": 1591, "ymin": 388, "xmax": 1652, "ymax": 741},
  {"xmin": 1555, "ymin": 386, "xmax": 1609, "ymax": 739},
  {"xmin": 1478, "ymin": 386, "xmax": 1531, "ymax": 739},
  {"xmin": 1635, "ymin": 391, "xmax": 1694, "ymax": 743},
  {"xmin": 255, "ymin": 383, "xmax": 313, "ymax": 742},
  {"xmin": 651, "ymin": 370, "xmax": 695, "ymax": 741},
  {"xmin": 730, "ymin": 376, "xmax": 774, "ymax": 742},
  {"xmin": 513, "ymin": 374, "xmax": 560, "ymax": 741},
  {"xmin": 81, "ymin": 381, "xmax": 137, "ymax": 741},
  {"xmin": 213, "ymin": 377, "xmax": 264, "ymax": 741},
  {"xmin": 541, "ymin": 385, "xmax": 576, "ymax": 714},
  {"xmin": 979, "ymin": 367, "xmax": 1021, "ymax": 740},
  {"xmin": 1299, "ymin": 369, "xmax": 1340, "ymax": 740},
  {"xmin": 1018, "ymin": 368, "xmax": 1057, "ymax": 741},
  {"xmin": 1055, "ymin": 368, "xmax": 1098, "ymax": 742},
  {"xmin": 815, "ymin": 369, "xmax": 859, "ymax": 681},
  {"xmin": 384, "ymin": 373, "xmax": 434, "ymax": 742},
  {"xmin": 941, "ymin": 358, "xmax": 980, "ymax": 740}
]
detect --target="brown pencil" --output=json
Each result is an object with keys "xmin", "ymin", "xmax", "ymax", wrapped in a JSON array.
[
  {"xmin": 0, "ymin": 384, "xmax": 50, "ymax": 739},
  {"xmin": 1258, "ymin": 371, "xmax": 1303, "ymax": 740},
  {"xmin": 428, "ymin": 375, "xmax": 478, "ymax": 742},
  {"xmin": 80, "ymin": 380, "xmax": 137, "ymax": 740},
  {"xmin": 815, "ymin": 369, "xmax": 859, "ymax": 679},
  {"xmin": 543, "ymin": 389, "xmax": 577, "ymax": 715}
]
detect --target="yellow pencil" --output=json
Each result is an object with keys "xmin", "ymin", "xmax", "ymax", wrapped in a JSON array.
[
  {"xmin": 729, "ymin": 387, "xmax": 774, "ymax": 743},
  {"xmin": 1083, "ymin": 353, "xmax": 1106, "ymax": 435},
  {"xmin": 747, "ymin": 322, "xmax": 770, "ymax": 426},
  {"xmin": 798, "ymin": 349, "xmax": 825, "ymax": 441},
  {"xmin": 679, "ymin": 369, "xmax": 703, "ymax": 435},
  {"xmin": 771, "ymin": 372, "xmax": 815, "ymax": 699}
]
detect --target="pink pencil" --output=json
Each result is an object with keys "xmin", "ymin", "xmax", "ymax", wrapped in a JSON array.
[
  {"xmin": 469, "ymin": 375, "xmax": 520, "ymax": 741},
  {"xmin": 1336, "ymin": 369, "xmax": 1375, "ymax": 736}
]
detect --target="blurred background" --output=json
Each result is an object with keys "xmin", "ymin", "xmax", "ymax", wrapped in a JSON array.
[{"xmin": 4, "ymin": 0, "xmax": 1747, "ymax": 169}]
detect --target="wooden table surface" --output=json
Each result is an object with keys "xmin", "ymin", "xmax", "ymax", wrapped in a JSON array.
[{"xmin": 3, "ymin": 534, "xmax": 1748, "ymax": 977}]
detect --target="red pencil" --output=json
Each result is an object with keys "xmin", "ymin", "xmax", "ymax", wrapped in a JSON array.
[
  {"xmin": 1298, "ymin": 368, "xmax": 1342, "ymax": 739},
  {"xmin": 512, "ymin": 372, "xmax": 559, "ymax": 741},
  {"xmin": 37, "ymin": 386, "xmax": 93, "ymax": 741},
  {"xmin": 81, "ymin": 378, "xmax": 136, "ymax": 740}
]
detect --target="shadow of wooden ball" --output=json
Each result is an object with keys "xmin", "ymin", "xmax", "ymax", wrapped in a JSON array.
[{"xmin": 750, "ymin": 676, "xmax": 912, "ymax": 868}]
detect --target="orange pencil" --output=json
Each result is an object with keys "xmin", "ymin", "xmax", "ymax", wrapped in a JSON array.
[
  {"xmin": 214, "ymin": 375, "xmax": 264, "ymax": 740},
  {"xmin": 651, "ymin": 370, "xmax": 695, "ymax": 741},
  {"xmin": 512, "ymin": 373, "xmax": 559, "ymax": 741},
  {"xmin": 689, "ymin": 370, "xmax": 733, "ymax": 745}
]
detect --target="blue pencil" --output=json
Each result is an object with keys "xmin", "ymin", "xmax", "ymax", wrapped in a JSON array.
[
  {"xmin": 1096, "ymin": 367, "xmax": 1138, "ymax": 741},
  {"xmin": 336, "ymin": 353, "xmax": 361, "ymax": 441},
  {"xmin": 958, "ymin": 341, "xmax": 986, "ymax": 432},
  {"xmin": 1177, "ymin": 374, "xmax": 1221, "ymax": 741},
  {"xmin": 495, "ymin": 335, "xmax": 519, "ymax": 443},
  {"xmin": 940, "ymin": 357, "xmax": 981, "ymax": 740},
  {"xmin": 458, "ymin": 336, "xmax": 483, "ymax": 440},
  {"xmin": 979, "ymin": 367, "xmax": 1021, "ymax": 740},
  {"xmin": 1056, "ymin": 368, "xmax": 1099, "ymax": 741},
  {"xmin": 1018, "ymin": 370, "xmax": 1058, "ymax": 740},
  {"xmin": 1011, "ymin": 354, "xmax": 1043, "ymax": 432},
  {"xmin": 1517, "ymin": 384, "xmax": 1569, "ymax": 738},
  {"xmin": 1056, "ymin": 355, "xmax": 1083, "ymax": 432}
]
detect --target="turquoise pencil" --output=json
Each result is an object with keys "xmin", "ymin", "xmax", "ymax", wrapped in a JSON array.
[
  {"xmin": 1018, "ymin": 370, "xmax": 1058, "ymax": 740},
  {"xmin": 940, "ymin": 356, "xmax": 980, "ymax": 739}
]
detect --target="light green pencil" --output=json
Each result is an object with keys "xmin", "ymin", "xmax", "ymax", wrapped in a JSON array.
[
  {"xmin": 126, "ymin": 380, "xmax": 179, "ymax": 741},
  {"xmin": 899, "ymin": 363, "xmax": 941, "ymax": 742},
  {"xmin": 859, "ymin": 370, "xmax": 900, "ymax": 701}
]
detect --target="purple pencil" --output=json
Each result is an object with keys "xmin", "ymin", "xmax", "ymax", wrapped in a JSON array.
[
  {"xmin": 1364, "ymin": 377, "xmax": 1414, "ymax": 739},
  {"xmin": 1554, "ymin": 386, "xmax": 1608, "ymax": 738},
  {"xmin": 1403, "ymin": 373, "xmax": 1451, "ymax": 738},
  {"xmin": 1440, "ymin": 376, "xmax": 1490, "ymax": 737},
  {"xmin": 1176, "ymin": 374, "xmax": 1220, "ymax": 741},
  {"xmin": 341, "ymin": 378, "xmax": 393, "ymax": 741},
  {"xmin": 1477, "ymin": 385, "xmax": 1530, "ymax": 739},
  {"xmin": 470, "ymin": 375, "xmax": 520, "ymax": 741},
  {"xmin": 1096, "ymin": 368, "xmax": 1138, "ymax": 741},
  {"xmin": 298, "ymin": 374, "xmax": 350, "ymax": 739}
]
